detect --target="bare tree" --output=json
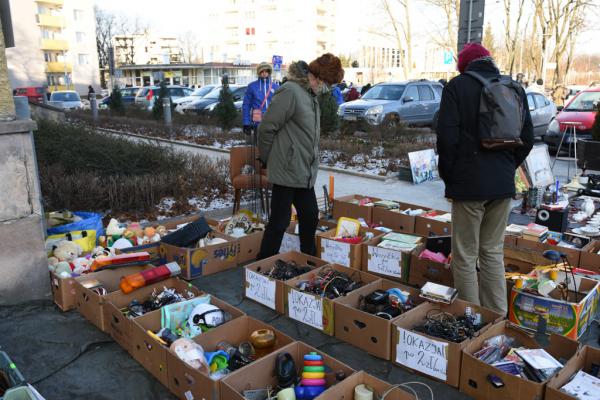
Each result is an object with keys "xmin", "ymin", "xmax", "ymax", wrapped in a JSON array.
[
  {"xmin": 423, "ymin": 0, "xmax": 460, "ymax": 60},
  {"xmin": 372, "ymin": 0, "xmax": 413, "ymax": 79},
  {"xmin": 179, "ymin": 31, "xmax": 201, "ymax": 63},
  {"xmin": 502, "ymin": 0, "xmax": 526, "ymax": 76},
  {"xmin": 94, "ymin": 6, "xmax": 115, "ymax": 88}
]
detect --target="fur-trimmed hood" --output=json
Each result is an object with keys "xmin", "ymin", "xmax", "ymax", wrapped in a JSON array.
[{"xmin": 286, "ymin": 62, "xmax": 311, "ymax": 91}]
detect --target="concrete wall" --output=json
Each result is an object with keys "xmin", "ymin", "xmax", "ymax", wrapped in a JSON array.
[{"xmin": 0, "ymin": 119, "xmax": 50, "ymax": 305}]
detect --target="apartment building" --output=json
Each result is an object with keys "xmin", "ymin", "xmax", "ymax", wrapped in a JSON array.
[
  {"xmin": 113, "ymin": 34, "xmax": 183, "ymax": 66},
  {"xmin": 6, "ymin": 0, "xmax": 100, "ymax": 94},
  {"xmin": 200, "ymin": 0, "xmax": 336, "ymax": 66}
]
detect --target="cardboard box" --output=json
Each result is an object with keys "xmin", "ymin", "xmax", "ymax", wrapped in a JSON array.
[
  {"xmin": 317, "ymin": 228, "xmax": 384, "ymax": 269},
  {"xmin": 408, "ymin": 256, "xmax": 453, "ymax": 288},
  {"xmin": 279, "ymin": 220, "xmax": 337, "ymax": 254},
  {"xmin": 166, "ymin": 316, "xmax": 295, "ymax": 400},
  {"xmin": 207, "ymin": 216, "xmax": 266, "ymax": 264},
  {"xmin": 284, "ymin": 264, "xmax": 380, "ymax": 336},
  {"xmin": 515, "ymin": 238, "xmax": 581, "ymax": 267},
  {"xmin": 129, "ymin": 295, "xmax": 244, "ymax": 387},
  {"xmin": 362, "ymin": 235, "xmax": 423, "ymax": 282},
  {"xmin": 244, "ymin": 251, "xmax": 328, "ymax": 313},
  {"xmin": 159, "ymin": 231, "xmax": 240, "ymax": 279},
  {"xmin": 504, "ymin": 234, "xmax": 518, "ymax": 247},
  {"xmin": 315, "ymin": 370, "xmax": 416, "ymax": 399},
  {"xmin": 545, "ymin": 345, "xmax": 600, "ymax": 400},
  {"xmin": 509, "ymin": 277, "xmax": 600, "ymax": 340},
  {"xmin": 460, "ymin": 321, "xmax": 580, "ymax": 400},
  {"xmin": 504, "ymin": 257, "xmax": 536, "ymax": 307},
  {"xmin": 332, "ymin": 194, "xmax": 381, "ymax": 222},
  {"xmin": 74, "ymin": 265, "xmax": 153, "ymax": 332},
  {"xmin": 50, "ymin": 271, "xmax": 77, "ymax": 311},
  {"xmin": 220, "ymin": 341, "xmax": 355, "ymax": 400},
  {"xmin": 334, "ymin": 278, "xmax": 422, "ymax": 360},
  {"xmin": 414, "ymin": 213, "xmax": 452, "ymax": 237},
  {"xmin": 371, "ymin": 202, "xmax": 427, "ymax": 233},
  {"xmin": 102, "ymin": 278, "xmax": 203, "ymax": 354},
  {"xmin": 580, "ymin": 240, "xmax": 600, "ymax": 271},
  {"xmin": 392, "ymin": 299, "xmax": 503, "ymax": 387}
]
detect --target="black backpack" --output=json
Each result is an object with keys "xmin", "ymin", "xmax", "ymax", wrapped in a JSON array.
[{"xmin": 465, "ymin": 71, "xmax": 525, "ymax": 150}]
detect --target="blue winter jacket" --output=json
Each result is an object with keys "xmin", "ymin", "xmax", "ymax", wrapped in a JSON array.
[
  {"xmin": 242, "ymin": 77, "xmax": 279, "ymax": 126},
  {"xmin": 332, "ymin": 86, "xmax": 343, "ymax": 105}
]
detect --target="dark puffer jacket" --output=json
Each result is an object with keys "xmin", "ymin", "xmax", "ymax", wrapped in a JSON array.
[{"xmin": 436, "ymin": 59, "xmax": 534, "ymax": 201}]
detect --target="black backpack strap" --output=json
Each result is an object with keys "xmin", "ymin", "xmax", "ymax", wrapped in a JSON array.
[{"xmin": 464, "ymin": 71, "xmax": 500, "ymax": 88}]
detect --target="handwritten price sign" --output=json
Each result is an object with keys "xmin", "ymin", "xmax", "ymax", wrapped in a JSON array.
[
  {"xmin": 367, "ymin": 246, "xmax": 403, "ymax": 278},
  {"xmin": 288, "ymin": 289, "xmax": 324, "ymax": 330},
  {"xmin": 396, "ymin": 327, "xmax": 448, "ymax": 380},
  {"xmin": 321, "ymin": 239, "xmax": 350, "ymax": 267},
  {"xmin": 245, "ymin": 269, "xmax": 276, "ymax": 310},
  {"xmin": 279, "ymin": 233, "xmax": 300, "ymax": 253}
]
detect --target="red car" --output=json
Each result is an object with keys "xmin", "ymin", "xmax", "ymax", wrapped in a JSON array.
[
  {"xmin": 544, "ymin": 85, "xmax": 599, "ymax": 152},
  {"xmin": 14, "ymin": 86, "xmax": 46, "ymax": 103}
]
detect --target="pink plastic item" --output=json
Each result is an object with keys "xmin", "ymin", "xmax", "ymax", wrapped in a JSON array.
[{"xmin": 419, "ymin": 249, "xmax": 449, "ymax": 264}]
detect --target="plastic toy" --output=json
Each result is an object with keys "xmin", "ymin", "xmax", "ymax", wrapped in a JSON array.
[{"xmin": 294, "ymin": 352, "xmax": 327, "ymax": 399}]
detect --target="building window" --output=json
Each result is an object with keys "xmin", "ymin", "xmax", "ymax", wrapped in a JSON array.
[
  {"xmin": 78, "ymin": 54, "xmax": 89, "ymax": 65},
  {"xmin": 73, "ymin": 9, "xmax": 84, "ymax": 21},
  {"xmin": 76, "ymin": 32, "xmax": 86, "ymax": 43},
  {"xmin": 245, "ymin": 28, "xmax": 255, "ymax": 35}
]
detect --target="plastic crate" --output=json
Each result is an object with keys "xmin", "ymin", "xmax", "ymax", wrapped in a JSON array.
[{"xmin": 0, "ymin": 351, "xmax": 25, "ymax": 399}]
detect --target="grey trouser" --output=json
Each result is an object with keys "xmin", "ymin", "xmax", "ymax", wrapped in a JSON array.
[{"xmin": 451, "ymin": 198, "xmax": 512, "ymax": 315}]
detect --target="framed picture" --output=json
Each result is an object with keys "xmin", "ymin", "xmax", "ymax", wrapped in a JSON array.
[
  {"xmin": 408, "ymin": 149, "xmax": 439, "ymax": 185},
  {"xmin": 524, "ymin": 145, "xmax": 554, "ymax": 188}
]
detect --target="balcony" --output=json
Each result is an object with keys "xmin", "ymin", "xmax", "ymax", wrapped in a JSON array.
[
  {"xmin": 35, "ymin": 0, "xmax": 64, "ymax": 5},
  {"xmin": 41, "ymin": 38, "xmax": 69, "ymax": 51},
  {"xmin": 46, "ymin": 61, "xmax": 72, "ymax": 73},
  {"xmin": 37, "ymin": 14, "xmax": 64, "ymax": 28}
]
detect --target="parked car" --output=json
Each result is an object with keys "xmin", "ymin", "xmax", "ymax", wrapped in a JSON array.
[
  {"xmin": 181, "ymin": 85, "xmax": 247, "ymax": 115},
  {"xmin": 526, "ymin": 89, "xmax": 557, "ymax": 139},
  {"xmin": 48, "ymin": 91, "xmax": 82, "ymax": 110},
  {"xmin": 99, "ymin": 86, "xmax": 140, "ymax": 108},
  {"xmin": 174, "ymin": 85, "xmax": 217, "ymax": 114},
  {"xmin": 337, "ymin": 80, "xmax": 444, "ymax": 127},
  {"xmin": 134, "ymin": 85, "xmax": 193, "ymax": 110},
  {"xmin": 14, "ymin": 86, "xmax": 46, "ymax": 103},
  {"xmin": 543, "ymin": 85, "xmax": 600, "ymax": 152}
]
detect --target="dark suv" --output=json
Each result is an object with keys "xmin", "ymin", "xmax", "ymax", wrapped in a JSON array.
[{"xmin": 337, "ymin": 80, "xmax": 444, "ymax": 127}]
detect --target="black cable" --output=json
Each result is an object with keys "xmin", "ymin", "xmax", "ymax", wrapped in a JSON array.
[{"xmin": 30, "ymin": 339, "xmax": 114, "ymax": 385}]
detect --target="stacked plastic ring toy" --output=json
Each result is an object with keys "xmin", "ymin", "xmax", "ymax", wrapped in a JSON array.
[{"xmin": 294, "ymin": 352, "xmax": 326, "ymax": 399}]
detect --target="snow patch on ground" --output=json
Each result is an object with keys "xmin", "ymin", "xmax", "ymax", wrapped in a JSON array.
[{"xmin": 157, "ymin": 197, "xmax": 175, "ymax": 212}]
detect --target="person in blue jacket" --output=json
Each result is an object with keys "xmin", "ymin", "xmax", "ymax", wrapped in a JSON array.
[
  {"xmin": 242, "ymin": 62, "xmax": 279, "ymax": 137},
  {"xmin": 331, "ymin": 85, "xmax": 343, "ymax": 105}
]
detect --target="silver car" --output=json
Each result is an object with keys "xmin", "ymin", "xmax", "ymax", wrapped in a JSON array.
[
  {"xmin": 526, "ymin": 90, "xmax": 557, "ymax": 138},
  {"xmin": 134, "ymin": 85, "xmax": 193, "ymax": 110},
  {"xmin": 49, "ymin": 91, "xmax": 82, "ymax": 110},
  {"xmin": 174, "ymin": 85, "xmax": 217, "ymax": 114}
]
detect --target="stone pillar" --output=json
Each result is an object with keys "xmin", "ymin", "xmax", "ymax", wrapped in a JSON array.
[{"xmin": 0, "ymin": 18, "xmax": 49, "ymax": 304}]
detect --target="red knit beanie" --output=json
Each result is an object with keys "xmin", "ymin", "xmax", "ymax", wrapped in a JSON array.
[{"xmin": 457, "ymin": 43, "xmax": 491, "ymax": 73}]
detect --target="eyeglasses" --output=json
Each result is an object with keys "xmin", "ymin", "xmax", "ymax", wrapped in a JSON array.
[{"xmin": 191, "ymin": 309, "xmax": 232, "ymax": 328}]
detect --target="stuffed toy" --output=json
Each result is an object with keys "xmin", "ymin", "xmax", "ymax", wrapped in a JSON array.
[
  {"xmin": 156, "ymin": 225, "xmax": 167, "ymax": 237},
  {"xmin": 170, "ymin": 338, "xmax": 209, "ymax": 373},
  {"xmin": 106, "ymin": 218, "xmax": 126, "ymax": 236},
  {"xmin": 143, "ymin": 227, "xmax": 161, "ymax": 244},
  {"xmin": 48, "ymin": 240, "xmax": 82, "ymax": 277}
]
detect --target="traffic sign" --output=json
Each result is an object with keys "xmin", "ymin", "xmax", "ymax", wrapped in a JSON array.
[
  {"xmin": 272, "ymin": 55, "xmax": 283, "ymax": 71},
  {"xmin": 443, "ymin": 51, "xmax": 454, "ymax": 65},
  {"xmin": 457, "ymin": 0, "xmax": 486, "ymax": 52}
]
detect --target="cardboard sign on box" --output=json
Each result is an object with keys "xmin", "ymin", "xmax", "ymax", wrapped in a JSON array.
[
  {"xmin": 166, "ymin": 316, "xmax": 294, "ymax": 400},
  {"xmin": 284, "ymin": 264, "xmax": 380, "ymax": 336},
  {"xmin": 580, "ymin": 240, "xmax": 600, "ymax": 271},
  {"xmin": 315, "ymin": 370, "xmax": 416, "ymax": 400},
  {"xmin": 414, "ymin": 213, "xmax": 451, "ymax": 237},
  {"xmin": 244, "ymin": 251, "xmax": 328, "ymax": 313},
  {"xmin": 545, "ymin": 345, "xmax": 600, "ymax": 400},
  {"xmin": 280, "ymin": 220, "xmax": 337, "ymax": 254},
  {"xmin": 334, "ymin": 278, "xmax": 423, "ymax": 360},
  {"xmin": 408, "ymin": 256, "xmax": 453, "ymax": 288},
  {"xmin": 371, "ymin": 201, "xmax": 428, "ymax": 234},
  {"xmin": 392, "ymin": 298, "xmax": 503, "ymax": 387},
  {"xmin": 220, "ymin": 341, "xmax": 355, "ymax": 400},
  {"xmin": 362, "ymin": 235, "xmax": 423, "ymax": 282},
  {"xmin": 102, "ymin": 278, "xmax": 203, "ymax": 354},
  {"xmin": 207, "ymin": 216, "xmax": 266, "ymax": 264},
  {"xmin": 159, "ymin": 231, "xmax": 240, "ymax": 280},
  {"xmin": 460, "ymin": 320, "xmax": 580, "ymax": 400},
  {"xmin": 74, "ymin": 264, "xmax": 153, "ymax": 332},
  {"xmin": 317, "ymin": 227, "xmax": 384, "ymax": 269},
  {"xmin": 129, "ymin": 295, "xmax": 244, "ymax": 387},
  {"xmin": 332, "ymin": 194, "xmax": 381, "ymax": 222},
  {"xmin": 50, "ymin": 271, "xmax": 77, "ymax": 311},
  {"xmin": 509, "ymin": 277, "xmax": 600, "ymax": 340}
]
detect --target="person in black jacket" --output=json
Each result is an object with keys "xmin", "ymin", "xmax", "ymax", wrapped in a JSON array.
[{"xmin": 436, "ymin": 43, "xmax": 533, "ymax": 315}]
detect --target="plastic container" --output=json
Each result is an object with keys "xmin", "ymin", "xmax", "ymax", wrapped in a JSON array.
[
  {"xmin": 0, "ymin": 352, "xmax": 26, "ymax": 399},
  {"xmin": 119, "ymin": 262, "xmax": 181, "ymax": 294},
  {"xmin": 3, "ymin": 387, "xmax": 38, "ymax": 400}
]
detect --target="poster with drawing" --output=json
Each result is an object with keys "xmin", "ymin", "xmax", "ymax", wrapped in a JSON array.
[
  {"xmin": 408, "ymin": 149, "xmax": 439, "ymax": 185},
  {"xmin": 524, "ymin": 145, "xmax": 554, "ymax": 188}
]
